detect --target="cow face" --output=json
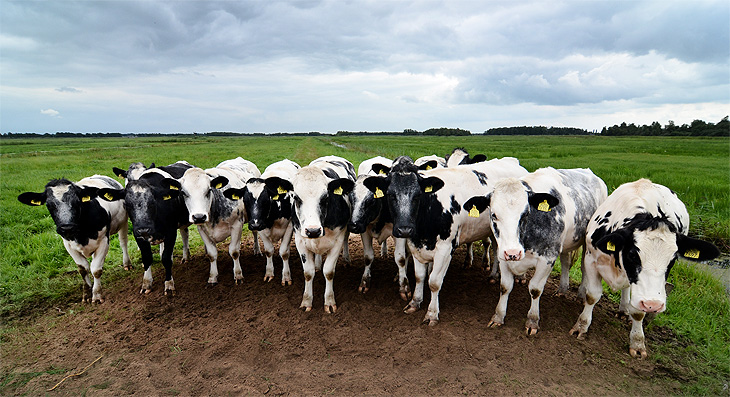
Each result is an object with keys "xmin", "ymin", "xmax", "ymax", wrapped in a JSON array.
[
  {"xmin": 594, "ymin": 220, "xmax": 719, "ymax": 313},
  {"xmin": 99, "ymin": 178, "xmax": 181, "ymax": 244},
  {"xmin": 348, "ymin": 175, "xmax": 386, "ymax": 234},
  {"xmin": 291, "ymin": 168, "xmax": 353, "ymax": 238},
  {"xmin": 18, "ymin": 179, "xmax": 101, "ymax": 240},
  {"xmin": 179, "ymin": 168, "xmax": 229, "ymax": 224},
  {"xmin": 223, "ymin": 177, "xmax": 291, "ymax": 231},
  {"xmin": 113, "ymin": 162, "xmax": 152, "ymax": 186}
]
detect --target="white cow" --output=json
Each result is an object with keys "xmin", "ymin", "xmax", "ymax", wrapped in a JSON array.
[
  {"xmin": 465, "ymin": 167, "xmax": 607, "ymax": 335},
  {"xmin": 179, "ymin": 157, "xmax": 261, "ymax": 285},
  {"xmin": 569, "ymin": 179, "xmax": 719, "ymax": 358}
]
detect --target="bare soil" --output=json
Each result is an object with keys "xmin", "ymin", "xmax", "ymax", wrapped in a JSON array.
[{"xmin": 2, "ymin": 235, "xmax": 684, "ymax": 396}]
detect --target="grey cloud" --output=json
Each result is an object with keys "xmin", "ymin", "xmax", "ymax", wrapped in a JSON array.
[{"xmin": 56, "ymin": 87, "xmax": 82, "ymax": 93}]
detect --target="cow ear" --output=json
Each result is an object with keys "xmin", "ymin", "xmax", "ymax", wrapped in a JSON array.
[
  {"xmin": 419, "ymin": 176, "xmax": 444, "ymax": 194},
  {"xmin": 463, "ymin": 195, "xmax": 491, "ymax": 218},
  {"xmin": 223, "ymin": 188, "xmax": 246, "ymax": 201},
  {"xmin": 113, "ymin": 167, "xmax": 127, "ymax": 178},
  {"xmin": 676, "ymin": 235, "xmax": 720, "ymax": 262},
  {"xmin": 328, "ymin": 178, "xmax": 355, "ymax": 196},
  {"xmin": 78, "ymin": 187, "xmax": 99, "ymax": 203},
  {"xmin": 264, "ymin": 177, "xmax": 294, "ymax": 197},
  {"xmin": 371, "ymin": 164, "xmax": 391, "ymax": 176},
  {"xmin": 594, "ymin": 231, "xmax": 627, "ymax": 255},
  {"xmin": 528, "ymin": 192, "xmax": 560, "ymax": 213},
  {"xmin": 162, "ymin": 178, "xmax": 182, "ymax": 192},
  {"xmin": 363, "ymin": 176, "xmax": 389, "ymax": 198},
  {"xmin": 97, "ymin": 188, "xmax": 125, "ymax": 202},
  {"xmin": 149, "ymin": 162, "xmax": 156, "ymax": 168},
  {"xmin": 418, "ymin": 160, "xmax": 438, "ymax": 171},
  {"xmin": 210, "ymin": 176, "xmax": 229, "ymax": 190},
  {"xmin": 471, "ymin": 154, "xmax": 487, "ymax": 164},
  {"xmin": 18, "ymin": 192, "xmax": 46, "ymax": 206}
]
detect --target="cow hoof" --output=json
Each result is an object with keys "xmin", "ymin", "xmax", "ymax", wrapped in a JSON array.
[
  {"xmin": 140, "ymin": 288, "xmax": 152, "ymax": 294},
  {"xmin": 399, "ymin": 291, "xmax": 411, "ymax": 301},
  {"xmin": 123, "ymin": 265, "xmax": 131, "ymax": 271},
  {"xmin": 629, "ymin": 348, "xmax": 648, "ymax": 359},
  {"xmin": 300, "ymin": 305, "xmax": 312, "ymax": 312},
  {"xmin": 569, "ymin": 327, "xmax": 587, "ymax": 340},
  {"xmin": 525, "ymin": 327, "xmax": 539, "ymax": 336},
  {"xmin": 487, "ymin": 320, "xmax": 503, "ymax": 328},
  {"xmin": 403, "ymin": 304, "xmax": 419, "ymax": 314},
  {"xmin": 282, "ymin": 279, "xmax": 292, "ymax": 286},
  {"xmin": 488, "ymin": 278, "xmax": 497, "ymax": 284},
  {"xmin": 324, "ymin": 305, "xmax": 337, "ymax": 313},
  {"xmin": 235, "ymin": 279, "xmax": 243, "ymax": 285},
  {"xmin": 358, "ymin": 284, "xmax": 369, "ymax": 294},
  {"xmin": 423, "ymin": 317, "xmax": 439, "ymax": 327},
  {"xmin": 264, "ymin": 276, "xmax": 274, "ymax": 283},
  {"xmin": 206, "ymin": 282, "xmax": 218, "ymax": 288}
]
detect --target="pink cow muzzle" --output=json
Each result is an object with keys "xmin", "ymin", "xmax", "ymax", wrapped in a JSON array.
[{"xmin": 503, "ymin": 249, "xmax": 523, "ymax": 261}]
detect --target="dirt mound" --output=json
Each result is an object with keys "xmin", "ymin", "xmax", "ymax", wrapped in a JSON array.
[{"xmin": 2, "ymin": 235, "xmax": 681, "ymax": 395}]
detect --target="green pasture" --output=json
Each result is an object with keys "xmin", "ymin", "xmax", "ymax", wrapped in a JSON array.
[{"xmin": 1, "ymin": 135, "xmax": 729, "ymax": 393}]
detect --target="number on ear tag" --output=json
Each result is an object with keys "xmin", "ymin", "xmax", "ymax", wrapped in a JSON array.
[
  {"xmin": 333, "ymin": 186, "xmax": 343, "ymax": 195},
  {"xmin": 169, "ymin": 185, "xmax": 179, "ymax": 191},
  {"xmin": 277, "ymin": 186, "xmax": 288, "ymax": 194},
  {"xmin": 468, "ymin": 205, "xmax": 480, "ymax": 218},
  {"xmin": 82, "ymin": 196, "xmax": 91, "ymax": 202},
  {"xmin": 684, "ymin": 249, "xmax": 700, "ymax": 259},
  {"xmin": 163, "ymin": 194, "xmax": 172, "ymax": 201},
  {"xmin": 424, "ymin": 186, "xmax": 433, "ymax": 193},
  {"xmin": 537, "ymin": 200, "xmax": 551, "ymax": 212},
  {"xmin": 30, "ymin": 199, "xmax": 42, "ymax": 206},
  {"xmin": 374, "ymin": 187, "xmax": 384, "ymax": 199},
  {"xmin": 104, "ymin": 192, "xmax": 114, "ymax": 201},
  {"xmin": 606, "ymin": 241, "xmax": 616, "ymax": 252}
]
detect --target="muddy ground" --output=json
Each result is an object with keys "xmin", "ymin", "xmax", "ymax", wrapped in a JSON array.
[{"xmin": 2, "ymin": 235, "xmax": 685, "ymax": 395}]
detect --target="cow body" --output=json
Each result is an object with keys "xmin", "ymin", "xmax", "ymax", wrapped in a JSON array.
[
  {"xmin": 284, "ymin": 156, "xmax": 356, "ymax": 312},
  {"xmin": 569, "ymin": 179, "xmax": 719, "ymax": 358},
  {"xmin": 223, "ymin": 159, "xmax": 300, "ymax": 285},
  {"xmin": 349, "ymin": 156, "xmax": 411, "ymax": 298},
  {"xmin": 19, "ymin": 175, "xmax": 131, "ymax": 303},
  {"xmin": 365, "ymin": 156, "xmax": 528, "ymax": 325},
  {"xmin": 179, "ymin": 157, "xmax": 261, "ymax": 285},
  {"xmin": 465, "ymin": 167, "xmax": 607, "ymax": 335}
]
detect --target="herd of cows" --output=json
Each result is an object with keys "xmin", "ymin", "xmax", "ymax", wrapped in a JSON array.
[{"xmin": 18, "ymin": 148, "xmax": 720, "ymax": 359}]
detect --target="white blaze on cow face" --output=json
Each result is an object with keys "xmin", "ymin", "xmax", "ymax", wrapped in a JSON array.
[
  {"xmin": 180, "ymin": 168, "xmax": 218, "ymax": 224},
  {"xmin": 292, "ymin": 167, "xmax": 329, "ymax": 238},
  {"xmin": 488, "ymin": 178, "xmax": 530, "ymax": 262},
  {"xmin": 48, "ymin": 184, "xmax": 77, "ymax": 229},
  {"xmin": 626, "ymin": 225, "xmax": 678, "ymax": 313}
]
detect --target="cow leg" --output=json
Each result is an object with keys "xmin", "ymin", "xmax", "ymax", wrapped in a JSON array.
[
  {"xmin": 64, "ymin": 242, "xmax": 93, "ymax": 303},
  {"xmin": 423, "ymin": 249, "xmax": 452, "ymax": 326},
  {"xmin": 487, "ymin": 236, "xmax": 500, "ymax": 283},
  {"xmin": 462, "ymin": 243, "xmax": 474, "ymax": 268},
  {"xmin": 260, "ymin": 231, "xmax": 276, "ymax": 283},
  {"xmin": 628, "ymin": 309, "xmax": 648, "ymax": 359},
  {"xmin": 618, "ymin": 287, "xmax": 631, "ymax": 317},
  {"xmin": 198, "ymin": 230, "xmax": 220, "ymax": 285},
  {"xmin": 394, "ymin": 238, "xmax": 411, "ymax": 300},
  {"xmin": 162, "ymin": 232, "xmax": 177, "ymax": 295},
  {"xmin": 557, "ymin": 251, "xmax": 572, "ymax": 295},
  {"xmin": 404, "ymin": 257, "xmax": 427, "ymax": 314},
  {"xmin": 137, "ymin": 238, "xmax": 154, "ymax": 294},
  {"xmin": 570, "ymin": 256, "xmax": 603, "ymax": 339},
  {"xmin": 489, "ymin": 260, "xmax": 514, "ymax": 328},
  {"xmin": 87, "ymin": 237, "xmax": 110, "ymax": 303},
  {"xmin": 359, "ymin": 231, "xmax": 375, "ymax": 293},
  {"xmin": 524, "ymin": 259, "xmax": 553, "ymax": 335},
  {"xmin": 299, "ymin": 250, "xmax": 316, "ymax": 312},
  {"xmin": 230, "ymin": 223, "xmax": 244, "ymax": 284},
  {"xmin": 280, "ymin": 224, "xmax": 294, "ymax": 286},
  {"xmin": 118, "ymin": 221, "xmax": 132, "ymax": 270},
  {"xmin": 252, "ymin": 230, "xmax": 262, "ymax": 256},
  {"xmin": 314, "ymin": 254, "xmax": 323, "ymax": 272},
  {"xmin": 342, "ymin": 230, "xmax": 351, "ymax": 265},
  {"xmin": 179, "ymin": 226, "xmax": 190, "ymax": 262},
  {"xmin": 323, "ymin": 239, "xmax": 346, "ymax": 313},
  {"xmin": 380, "ymin": 240, "xmax": 388, "ymax": 258}
]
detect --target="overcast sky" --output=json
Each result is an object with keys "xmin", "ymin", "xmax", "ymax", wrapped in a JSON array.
[{"xmin": 2, "ymin": 0, "xmax": 728, "ymax": 134}]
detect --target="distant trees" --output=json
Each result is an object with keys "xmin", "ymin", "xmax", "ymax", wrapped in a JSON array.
[
  {"xmin": 484, "ymin": 126, "xmax": 589, "ymax": 135},
  {"xmin": 600, "ymin": 116, "xmax": 729, "ymax": 137}
]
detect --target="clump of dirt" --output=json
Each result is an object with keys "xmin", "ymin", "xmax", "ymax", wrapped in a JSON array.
[{"xmin": 2, "ymin": 235, "xmax": 681, "ymax": 395}]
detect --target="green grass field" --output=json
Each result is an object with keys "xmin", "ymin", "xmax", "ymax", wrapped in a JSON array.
[{"xmin": 1, "ymin": 135, "xmax": 728, "ymax": 393}]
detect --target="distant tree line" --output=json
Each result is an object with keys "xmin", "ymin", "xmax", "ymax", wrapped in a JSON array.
[
  {"xmin": 484, "ymin": 126, "xmax": 590, "ymax": 135},
  {"xmin": 336, "ymin": 127, "xmax": 471, "ymax": 136},
  {"xmin": 600, "ymin": 116, "xmax": 728, "ymax": 137}
]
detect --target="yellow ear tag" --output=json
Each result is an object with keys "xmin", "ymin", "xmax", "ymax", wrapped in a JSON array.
[
  {"xmin": 168, "ymin": 185, "xmax": 179, "ymax": 191},
  {"xmin": 163, "ymin": 194, "xmax": 172, "ymax": 201},
  {"xmin": 537, "ymin": 200, "xmax": 551, "ymax": 212},
  {"xmin": 277, "ymin": 186, "xmax": 288, "ymax": 194},
  {"xmin": 424, "ymin": 186, "xmax": 433, "ymax": 193},
  {"xmin": 684, "ymin": 249, "xmax": 700, "ymax": 259},
  {"xmin": 272, "ymin": 194, "xmax": 280, "ymax": 201},
  {"xmin": 104, "ymin": 192, "xmax": 114, "ymax": 201},
  {"xmin": 606, "ymin": 241, "xmax": 616, "ymax": 252},
  {"xmin": 378, "ymin": 169, "xmax": 386, "ymax": 175},
  {"xmin": 374, "ymin": 187, "xmax": 384, "ymax": 199},
  {"xmin": 231, "ymin": 194, "xmax": 240, "ymax": 200},
  {"xmin": 426, "ymin": 165, "xmax": 433, "ymax": 170},
  {"xmin": 469, "ymin": 205, "xmax": 480, "ymax": 218},
  {"xmin": 333, "ymin": 186, "xmax": 343, "ymax": 195},
  {"xmin": 82, "ymin": 196, "xmax": 91, "ymax": 202},
  {"xmin": 30, "ymin": 199, "xmax": 42, "ymax": 206},
  {"xmin": 215, "ymin": 183, "xmax": 223, "ymax": 189}
]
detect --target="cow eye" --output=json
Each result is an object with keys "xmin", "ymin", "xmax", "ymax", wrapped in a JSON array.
[
  {"xmin": 627, "ymin": 249, "xmax": 640, "ymax": 262},
  {"xmin": 491, "ymin": 213, "xmax": 498, "ymax": 221}
]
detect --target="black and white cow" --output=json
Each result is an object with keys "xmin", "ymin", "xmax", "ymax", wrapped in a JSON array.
[
  {"xmin": 19, "ymin": 175, "xmax": 131, "ymax": 303},
  {"xmin": 277, "ymin": 156, "xmax": 356, "ymax": 313},
  {"xmin": 179, "ymin": 157, "xmax": 261, "ymax": 285},
  {"xmin": 414, "ymin": 155, "xmax": 446, "ymax": 171},
  {"xmin": 445, "ymin": 147, "xmax": 487, "ymax": 167},
  {"xmin": 364, "ymin": 156, "xmax": 528, "ymax": 325},
  {"xmin": 464, "ymin": 167, "xmax": 607, "ymax": 335},
  {"xmin": 348, "ymin": 156, "xmax": 411, "ymax": 299},
  {"xmin": 99, "ymin": 166, "xmax": 191, "ymax": 295},
  {"xmin": 569, "ymin": 178, "xmax": 719, "ymax": 358},
  {"xmin": 222, "ymin": 159, "xmax": 300, "ymax": 285}
]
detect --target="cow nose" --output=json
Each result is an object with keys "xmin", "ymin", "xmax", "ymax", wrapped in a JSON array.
[
  {"xmin": 56, "ymin": 224, "xmax": 75, "ymax": 234},
  {"xmin": 248, "ymin": 219, "xmax": 263, "ymax": 231},
  {"xmin": 192, "ymin": 214, "xmax": 207, "ymax": 224},
  {"xmin": 305, "ymin": 227, "xmax": 322, "ymax": 238},
  {"xmin": 394, "ymin": 226, "xmax": 413, "ymax": 238},
  {"xmin": 503, "ymin": 249, "xmax": 523, "ymax": 261},
  {"xmin": 639, "ymin": 300, "xmax": 665, "ymax": 313},
  {"xmin": 348, "ymin": 221, "xmax": 364, "ymax": 234},
  {"xmin": 136, "ymin": 227, "xmax": 152, "ymax": 238}
]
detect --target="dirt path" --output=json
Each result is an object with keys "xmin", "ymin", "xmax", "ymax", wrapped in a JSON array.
[{"xmin": 2, "ymin": 235, "xmax": 682, "ymax": 395}]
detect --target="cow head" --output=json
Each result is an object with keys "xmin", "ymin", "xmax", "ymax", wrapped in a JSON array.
[
  {"xmin": 98, "ymin": 176, "xmax": 181, "ymax": 244},
  {"xmin": 291, "ymin": 167, "xmax": 354, "ymax": 238},
  {"xmin": 179, "ymin": 167, "xmax": 229, "ymax": 224},
  {"xmin": 593, "ymin": 215, "xmax": 719, "ymax": 313},
  {"xmin": 113, "ymin": 162, "xmax": 152, "ymax": 185},
  {"xmin": 18, "ymin": 179, "xmax": 101, "ymax": 240},
  {"xmin": 348, "ymin": 175, "xmax": 387, "ymax": 234},
  {"xmin": 222, "ymin": 176, "xmax": 293, "ymax": 231},
  {"xmin": 364, "ymin": 156, "xmax": 444, "ymax": 238},
  {"xmin": 445, "ymin": 148, "xmax": 487, "ymax": 167},
  {"xmin": 463, "ymin": 178, "xmax": 559, "ymax": 262}
]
